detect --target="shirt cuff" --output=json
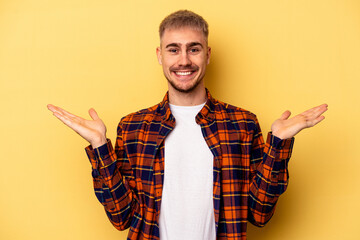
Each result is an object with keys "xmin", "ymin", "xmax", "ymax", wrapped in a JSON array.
[
  {"xmin": 85, "ymin": 139, "xmax": 116, "ymax": 170},
  {"xmin": 267, "ymin": 132, "xmax": 294, "ymax": 150}
]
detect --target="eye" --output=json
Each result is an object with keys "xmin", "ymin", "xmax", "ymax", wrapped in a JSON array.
[
  {"xmin": 168, "ymin": 48, "xmax": 178, "ymax": 53},
  {"xmin": 189, "ymin": 48, "xmax": 200, "ymax": 53}
]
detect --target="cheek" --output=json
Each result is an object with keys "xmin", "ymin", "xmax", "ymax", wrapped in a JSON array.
[
  {"xmin": 162, "ymin": 56, "xmax": 175, "ymax": 68},
  {"xmin": 194, "ymin": 54, "xmax": 208, "ymax": 65}
]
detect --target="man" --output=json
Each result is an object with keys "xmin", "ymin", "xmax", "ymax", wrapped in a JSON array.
[{"xmin": 47, "ymin": 10, "xmax": 327, "ymax": 240}]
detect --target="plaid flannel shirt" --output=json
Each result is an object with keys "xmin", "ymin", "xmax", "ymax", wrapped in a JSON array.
[{"xmin": 85, "ymin": 90, "xmax": 294, "ymax": 239}]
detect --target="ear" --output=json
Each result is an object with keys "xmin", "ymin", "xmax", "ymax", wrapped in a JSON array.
[
  {"xmin": 207, "ymin": 46, "xmax": 211, "ymax": 65},
  {"xmin": 156, "ymin": 47, "xmax": 162, "ymax": 65}
]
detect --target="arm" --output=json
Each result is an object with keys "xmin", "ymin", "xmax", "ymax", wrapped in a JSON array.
[
  {"xmin": 248, "ymin": 104, "xmax": 328, "ymax": 226},
  {"xmin": 248, "ymin": 121, "xmax": 294, "ymax": 227},
  {"xmin": 47, "ymin": 104, "xmax": 139, "ymax": 230},
  {"xmin": 85, "ymin": 122, "xmax": 139, "ymax": 230}
]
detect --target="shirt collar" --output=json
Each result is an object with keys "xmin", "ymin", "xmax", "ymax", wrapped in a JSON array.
[{"xmin": 159, "ymin": 88, "xmax": 216, "ymax": 124}]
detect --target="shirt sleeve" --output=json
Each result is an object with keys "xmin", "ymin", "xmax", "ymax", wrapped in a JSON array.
[
  {"xmin": 85, "ymin": 121, "xmax": 139, "ymax": 231},
  {"xmin": 247, "ymin": 117, "xmax": 294, "ymax": 227}
]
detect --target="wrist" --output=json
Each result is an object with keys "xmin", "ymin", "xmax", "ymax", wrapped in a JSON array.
[
  {"xmin": 91, "ymin": 135, "xmax": 107, "ymax": 149},
  {"xmin": 272, "ymin": 130, "xmax": 285, "ymax": 140}
]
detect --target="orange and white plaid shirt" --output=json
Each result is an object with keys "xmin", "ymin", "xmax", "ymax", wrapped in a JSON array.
[{"xmin": 85, "ymin": 90, "xmax": 294, "ymax": 239}]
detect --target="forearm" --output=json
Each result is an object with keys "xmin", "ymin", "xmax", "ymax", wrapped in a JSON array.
[
  {"xmin": 85, "ymin": 140, "xmax": 138, "ymax": 230},
  {"xmin": 248, "ymin": 132, "xmax": 294, "ymax": 226}
]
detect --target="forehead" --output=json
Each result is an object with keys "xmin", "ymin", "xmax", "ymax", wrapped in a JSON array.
[{"xmin": 160, "ymin": 27, "xmax": 207, "ymax": 46}]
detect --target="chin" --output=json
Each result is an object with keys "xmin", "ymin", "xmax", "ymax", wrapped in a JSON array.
[{"xmin": 169, "ymin": 80, "xmax": 202, "ymax": 93}]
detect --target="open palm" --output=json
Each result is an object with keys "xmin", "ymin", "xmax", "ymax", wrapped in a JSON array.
[
  {"xmin": 271, "ymin": 104, "xmax": 328, "ymax": 140},
  {"xmin": 47, "ymin": 104, "xmax": 107, "ymax": 148}
]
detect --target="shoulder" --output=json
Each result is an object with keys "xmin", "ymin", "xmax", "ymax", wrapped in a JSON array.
[
  {"xmin": 210, "ymin": 98, "xmax": 261, "ymax": 134},
  {"xmin": 122, "ymin": 103, "xmax": 160, "ymax": 122},
  {"xmin": 116, "ymin": 103, "xmax": 162, "ymax": 132},
  {"xmin": 212, "ymin": 98, "xmax": 258, "ymax": 123}
]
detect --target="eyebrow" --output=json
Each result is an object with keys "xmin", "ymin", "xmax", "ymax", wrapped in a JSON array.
[
  {"xmin": 187, "ymin": 42, "xmax": 203, "ymax": 48},
  {"xmin": 165, "ymin": 42, "xmax": 204, "ymax": 49}
]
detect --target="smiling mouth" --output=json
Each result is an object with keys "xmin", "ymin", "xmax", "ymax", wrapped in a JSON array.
[{"xmin": 175, "ymin": 71, "xmax": 194, "ymax": 76}]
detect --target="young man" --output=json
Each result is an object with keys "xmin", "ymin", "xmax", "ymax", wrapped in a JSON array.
[{"xmin": 48, "ymin": 10, "xmax": 327, "ymax": 240}]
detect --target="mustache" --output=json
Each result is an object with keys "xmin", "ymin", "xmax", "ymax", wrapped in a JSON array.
[{"xmin": 170, "ymin": 65, "xmax": 199, "ymax": 72}]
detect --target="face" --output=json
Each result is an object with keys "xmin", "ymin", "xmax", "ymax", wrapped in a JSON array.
[{"xmin": 156, "ymin": 27, "xmax": 211, "ymax": 94}]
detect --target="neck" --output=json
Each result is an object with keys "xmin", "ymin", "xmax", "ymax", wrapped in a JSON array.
[{"xmin": 168, "ymin": 84, "xmax": 207, "ymax": 106}]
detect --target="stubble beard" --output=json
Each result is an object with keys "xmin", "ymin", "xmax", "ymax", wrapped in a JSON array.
[
  {"xmin": 165, "ymin": 66, "xmax": 205, "ymax": 93},
  {"xmin": 166, "ymin": 76, "xmax": 203, "ymax": 93}
]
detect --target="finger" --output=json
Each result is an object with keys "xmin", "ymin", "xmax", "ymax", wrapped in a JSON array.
[
  {"xmin": 56, "ymin": 106, "xmax": 77, "ymax": 118},
  {"xmin": 47, "ymin": 104, "xmax": 58, "ymax": 113},
  {"xmin": 302, "ymin": 103, "xmax": 328, "ymax": 116},
  {"xmin": 314, "ymin": 104, "xmax": 328, "ymax": 115},
  {"xmin": 304, "ymin": 104, "xmax": 328, "ymax": 120},
  {"xmin": 280, "ymin": 110, "xmax": 291, "ymax": 120},
  {"xmin": 48, "ymin": 104, "xmax": 68, "ymax": 115},
  {"xmin": 88, "ymin": 108, "xmax": 100, "ymax": 120},
  {"xmin": 50, "ymin": 105, "xmax": 84, "ymax": 122},
  {"xmin": 53, "ymin": 111, "xmax": 75, "ymax": 128},
  {"xmin": 53, "ymin": 111, "xmax": 85, "ymax": 133},
  {"xmin": 308, "ymin": 115, "xmax": 325, "ymax": 127},
  {"xmin": 48, "ymin": 105, "xmax": 68, "ymax": 118}
]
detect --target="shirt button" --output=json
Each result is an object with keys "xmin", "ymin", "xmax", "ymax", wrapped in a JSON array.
[{"xmin": 92, "ymin": 169, "xmax": 100, "ymax": 178}]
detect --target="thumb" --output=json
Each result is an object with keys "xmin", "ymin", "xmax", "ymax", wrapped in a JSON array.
[
  {"xmin": 88, "ymin": 108, "xmax": 100, "ymax": 120},
  {"xmin": 280, "ymin": 110, "xmax": 291, "ymax": 120}
]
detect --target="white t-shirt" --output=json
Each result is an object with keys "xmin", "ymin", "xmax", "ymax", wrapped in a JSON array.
[{"xmin": 159, "ymin": 103, "xmax": 216, "ymax": 240}]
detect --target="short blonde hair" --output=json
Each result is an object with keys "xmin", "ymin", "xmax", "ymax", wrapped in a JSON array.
[{"xmin": 159, "ymin": 10, "xmax": 209, "ymax": 42}]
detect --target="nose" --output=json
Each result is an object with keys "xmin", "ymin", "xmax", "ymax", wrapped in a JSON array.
[{"xmin": 178, "ymin": 52, "xmax": 192, "ymax": 66}]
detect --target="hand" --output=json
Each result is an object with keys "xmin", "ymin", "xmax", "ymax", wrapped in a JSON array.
[
  {"xmin": 47, "ymin": 104, "xmax": 107, "ymax": 148},
  {"xmin": 271, "ymin": 104, "xmax": 328, "ymax": 139}
]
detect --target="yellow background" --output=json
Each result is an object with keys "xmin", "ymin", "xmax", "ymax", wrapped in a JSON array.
[{"xmin": 1, "ymin": 0, "xmax": 359, "ymax": 239}]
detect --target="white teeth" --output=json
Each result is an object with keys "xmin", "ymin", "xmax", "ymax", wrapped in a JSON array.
[{"xmin": 175, "ymin": 71, "xmax": 192, "ymax": 76}]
